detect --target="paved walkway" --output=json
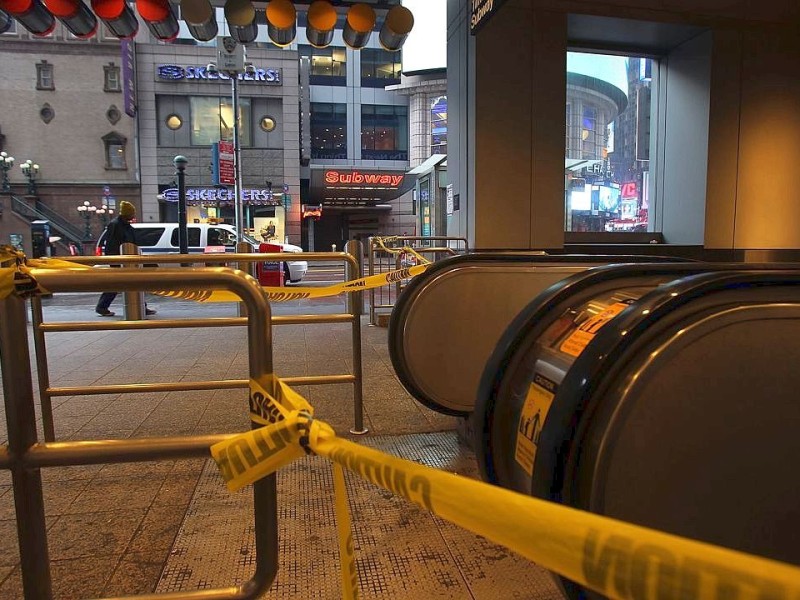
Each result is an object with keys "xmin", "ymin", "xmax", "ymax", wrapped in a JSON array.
[{"xmin": 0, "ymin": 292, "xmax": 558, "ymax": 599}]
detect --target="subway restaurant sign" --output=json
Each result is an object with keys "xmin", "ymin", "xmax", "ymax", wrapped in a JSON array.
[{"xmin": 470, "ymin": 0, "xmax": 509, "ymax": 34}]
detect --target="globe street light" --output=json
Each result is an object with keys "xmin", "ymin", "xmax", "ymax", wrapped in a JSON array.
[
  {"xmin": 20, "ymin": 159, "xmax": 40, "ymax": 196},
  {"xmin": 76, "ymin": 200, "xmax": 97, "ymax": 239},
  {"xmin": 96, "ymin": 203, "xmax": 114, "ymax": 228},
  {"xmin": 0, "ymin": 152, "xmax": 14, "ymax": 192}
]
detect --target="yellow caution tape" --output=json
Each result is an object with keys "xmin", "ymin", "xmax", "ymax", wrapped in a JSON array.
[
  {"xmin": 0, "ymin": 247, "xmax": 428, "ymax": 304},
  {"xmin": 371, "ymin": 236, "xmax": 432, "ymax": 266},
  {"xmin": 333, "ymin": 462, "xmax": 359, "ymax": 600},
  {"xmin": 211, "ymin": 381, "xmax": 800, "ymax": 600}
]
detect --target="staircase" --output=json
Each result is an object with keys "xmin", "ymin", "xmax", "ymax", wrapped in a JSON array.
[{"xmin": 10, "ymin": 194, "xmax": 87, "ymax": 255}]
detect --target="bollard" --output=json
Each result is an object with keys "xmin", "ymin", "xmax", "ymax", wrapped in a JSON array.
[
  {"xmin": 121, "ymin": 242, "xmax": 144, "ymax": 320},
  {"xmin": 237, "ymin": 240, "xmax": 254, "ymax": 318}
]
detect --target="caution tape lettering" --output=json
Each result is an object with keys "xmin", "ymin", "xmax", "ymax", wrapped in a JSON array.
[
  {"xmin": 328, "ymin": 445, "xmax": 433, "ymax": 512},
  {"xmin": 249, "ymin": 390, "xmax": 284, "ymax": 425},
  {"xmin": 215, "ymin": 425, "xmax": 293, "ymax": 483},
  {"xmin": 582, "ymin": 529, "xmax": 789, "ymax": 600},
  {"xmin": 385, "ymin": 268, "xmax": 413, "ymax": 284},
  {"xmin": 266, "ymin": 291, "xmax": 312, "ymax": 302}
]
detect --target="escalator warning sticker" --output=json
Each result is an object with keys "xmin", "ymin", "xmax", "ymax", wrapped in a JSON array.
[
  {"xmin": 559, "ymin": 301, "xmax": 633, "ymax": 357},
  {"xmin": 515, "ymin": 373, "xmax": 557, "ymax": 477}
]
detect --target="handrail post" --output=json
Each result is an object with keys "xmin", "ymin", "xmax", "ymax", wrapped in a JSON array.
[
  {"xmin": 368, "ymin": 236, "xmax": 376, "ymax": 326},
  {"xmin": 345, "ymin": 239, "xmax": 368, "ymax": 435},
  {"xmin": 237, "ymin": 241, "xmax": 254, "ymax": 318},
  {"xmin": 29, "ymin": 295, "xmax": 55, "ymax": 442},
  {"xmin": 0, "ymin": 294, "xmax": 53, "ymax": 599},
  {"xmin": 121, "ymin": 242, "xmax": 144, "ymax": 321}
]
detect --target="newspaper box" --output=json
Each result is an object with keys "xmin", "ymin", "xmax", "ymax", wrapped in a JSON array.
[{"xmin": 257, "ymin": 242, "xmax": 284, "ymax": 287}]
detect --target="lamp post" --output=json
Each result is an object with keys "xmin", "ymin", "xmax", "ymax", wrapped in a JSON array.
[
  {"xmin": 96, "ymin": 203, "xmax": 114, "ymax": 228},
  {"xmin": 21, "ymin": 159, "xmax": 40, "ymax": 196},
  {"xmin": 173, "ymin": 155, "xmax": 188, "ymax": 255},
  {"xmin": 76, "ymin": 200, "xmax": 97, "ymax": 240},
  {"xmin": 0, "ymin": 152, "xmax": 14, "ymax": 192}
]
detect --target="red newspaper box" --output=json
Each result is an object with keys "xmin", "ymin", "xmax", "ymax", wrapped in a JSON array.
[{"xmin": 257, "ymin": 242, "xmax": 284, "ymax": 287}]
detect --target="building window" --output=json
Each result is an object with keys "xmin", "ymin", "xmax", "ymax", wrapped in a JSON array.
[
  {"xmin": 104, "ymin": 63, "xmax": 121, "ymax": 92},
  {"xmin": 166, "ymin": 114, "xmax": 183, "ymax": 130},
  {"xmin": 298, "ymin": 45, "xmax": 347, "ymax": 85},
  {"xmin": 361, "ymin": 104, "xmax": 408, "ymax": 161},
  {"xmin": 310, "ymin": 102, "xmax": 347, "ymax": 159},
  {"xmin": 189, "ymin": 97, "xmax": 252, "ymax": 147},
  {"xmin": 360, "ymin": 48, "xmax": 401, "ymax": 87},
  {"xmin": 430, "ymin": 96, "xmax": 447, "ymax": 155},
  {"xmin": 102, "ymin": 132, "xmax": 127, "ymax": 170},
  {"xmin": 1, "ymin": 13, "xmax": 16, "ymax": 34},
  {"xmin": 36, "ymin": 61, "xmax": 54, "ymax": 90},
  {"xmin": 565, "ymin": 52, "xmax": 654, "ymax": 234}
]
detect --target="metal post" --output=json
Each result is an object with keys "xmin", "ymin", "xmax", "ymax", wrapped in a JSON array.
[
  {"xmin": 236, "ymin": 240, "xmax": 254, "ymax": 318},
  {"xmin": 29, "ymin": 296, "xmax": 56, "ymax": 442},
  {"xmin": 232, "ymin": 76, "xmax": 244, "ymax": 239},
  {"xmin": 345, "ymin": 239, "xmax": 368, "ymax": 435},
  {"xmin": 174, "ymin": 155, "xmax": 188, "ymax": 255},
  {"xmin": 368, "ymin": 236, "xmax": 376, "ymax": 326},
  {"xmin": 121, "ymin": 242, "xmax": 144, "ymax": 320},
  {"xmin": 0, "ymin": 295, "xmax": 53, "ymax": 599}
]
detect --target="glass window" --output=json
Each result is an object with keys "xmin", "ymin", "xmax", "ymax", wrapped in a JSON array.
[
  {"xmin": 299, "ymin": 45, "xmax": 347, "ymax": 84},
  {"xmin": 134, "ymin": 228, "xmax": 167, "ymax": 247},
  {"xmin": 360, "ymin": 48, "xmax": 401, "ymax": 87},
  {"xmin": 166, "ymin": 114, "xmax": 183, "ymax": 130},
  {"xmin": 102, "ymin": 132, "xmax": 127, "ymax": 170},
  {"xmin": 1, "ymin": 15, "xmax": 17, "ymax": 34},
  {"xmin": 170, "ymin": 227, "xmax": 201, "ymax": 247},
  {"xmin": 190, "ymin": 97, "xmax": 252, "ymax": 146},
  {"xmin": 565, "ymin": 52, "xmax": 654, "ymax": 234},
  {"xmin": 310, "ymin": 102, "xmax": 347, "ymax": 159},
  {"xmin": 209, "ymin": 227, "xmax": 237, "ymax": 247},
  {"xmin": 361, "ymin": 105, "xmax": 408, "ymax": 161},
  {"xmin": 36, "ymin": 61, "xmax": 54, "ymax": 90},
  {"xmin": 104, "ymin": 63, "xmax": 121, "ymax": 92},
  {"xmin": 430, "ymin": 96, "xmax": 447, "ymax": 155}
]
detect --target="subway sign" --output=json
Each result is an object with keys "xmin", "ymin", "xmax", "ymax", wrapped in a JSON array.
[
  {"xmin": 156, "ymin": 64, "xmax": 282, "ymax": 85},
  {"xmin": 324, "ymin": 170, "xmax": 405, "ymax": 188}
]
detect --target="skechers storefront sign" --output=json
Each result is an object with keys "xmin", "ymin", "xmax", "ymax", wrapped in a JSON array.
[
  {"xmin": 156, "ymin": 65, "xmax": 282, "ymax": 85},
  {"xmin": 160, "ymin": 187, "xmax": 279, "ymax": 204}
]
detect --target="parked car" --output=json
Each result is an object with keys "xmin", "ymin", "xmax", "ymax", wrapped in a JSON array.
[{"xmin": 95, "ymin": 223, "xmax": 308, "ymax": 283}]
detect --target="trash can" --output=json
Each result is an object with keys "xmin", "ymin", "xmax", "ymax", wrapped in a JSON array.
[{"xmin": 256, "ymin": 242, "xmax": 284, "ymax": 287}]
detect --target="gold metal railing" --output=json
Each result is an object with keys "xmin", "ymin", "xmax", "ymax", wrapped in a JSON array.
[{"xmin": 0, "ymin": 266, "xmax": 278, "ymax": 600}]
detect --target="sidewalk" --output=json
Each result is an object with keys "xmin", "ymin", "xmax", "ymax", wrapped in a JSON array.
[{"xmin": 0, "ymin": 293, "xmax": 558, "ymax": 599}]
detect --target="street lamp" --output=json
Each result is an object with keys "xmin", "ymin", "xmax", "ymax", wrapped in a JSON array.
[
  {"xmin": 96, "ymin": 203, "xmax": 114, "ymax": 228},
  {"xmin": 20, "ymin": 159, "xmax": 40, "ymax": 196},
  {"xmin": 76, "ymin": 200, "xmax": 97, "ymax": 239},
  {"xmin": 0, "ymin": 152, "xmax": 14, "ymax": 192}
]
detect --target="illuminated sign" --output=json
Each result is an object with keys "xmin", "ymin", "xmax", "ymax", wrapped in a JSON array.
[
  {"xmin": 302, "ymin": 206, "xmax": 322, "ymax": 219},
  {"xmin": 159, "ymin": 187, "xmax": 279, "ymax": 205},
  {"xmin": 621, "ymin": 182, "xmax": 638, "ymax": 198},
  {"xmin": 324, "ymin": 170, "xmax": 405, "ymax": 188},
  {"xmin": 470, "ymin": 0, "xmax": 510, "ymax": 35},
  {"xmin": 155, "ymin": 65, "xmax": 282, "ymax": 85}
]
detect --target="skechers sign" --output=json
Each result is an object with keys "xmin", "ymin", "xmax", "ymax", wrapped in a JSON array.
[
  {"xmin": 156, "ymin": 65, "xmax": 282, "ymax": 85},
  {"xmin": 160, "ymin": 187, "xmax": 279, "ymax": 204}
]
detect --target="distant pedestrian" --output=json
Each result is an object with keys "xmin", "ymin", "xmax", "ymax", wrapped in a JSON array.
[{"xmin": 95, "ymin": 201, "xmax": 156, "ymax": 317}]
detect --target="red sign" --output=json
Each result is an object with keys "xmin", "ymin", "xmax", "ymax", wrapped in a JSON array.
[
  {"xmin": 324, "ymin": 170, "xmax": 404, "ymax": 188},
  {"xmin": 218, "ymin": 140, "xmax": 235, "ymax": 185},
  {"xmin": 621, "ymin": 182, "xmax": 638, "ymax": 198},
  {"xmin": 302, "ymin": 206, "xmax": 322, "ymax": 219}
]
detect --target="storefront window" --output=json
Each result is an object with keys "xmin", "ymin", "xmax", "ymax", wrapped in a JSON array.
[
  {"xmin": 565, "ymin": 52, "xmax": 654, "ymax": 234},
  {"xmin": 189, "ymin": 97, "xmax": 252, "ymax": 147},
  {"xmin": 431, "ymin": 96, "xmax": 447, "ymax": 155},
  {"xmin": 299, "ymin": 45, "xmax": 347, "ymax": 85},
  {"xmin": 360, "ymin": 48, "xmax": 401, "ymax": 87},
  {"xmin": 311, "ymin": 102, "xmax": 347, "ymax": 159},
  {"xmin": 361, "ymin": 105, "xmax": 408, "ymax": 161}
]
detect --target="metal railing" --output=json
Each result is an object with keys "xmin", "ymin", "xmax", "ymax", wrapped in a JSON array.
[
  {"xmin": 10, "ymin": 194, "xmax": 87, "ymax": 252},
  {"xmin": 367, "ymin": 236, "xmax": 469, "ymax": 325},
  {"xmin": 0, "ymin": 266, "xmax": 278, "ymax": 600},
  {"xmin": 31, "ymin": 242, "xmax": 368, "ymax": 441}
]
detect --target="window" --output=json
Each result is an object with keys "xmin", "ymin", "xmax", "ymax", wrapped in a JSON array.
[
  {"xmin": 360, "ymin": 48, "xmax": 401, "ymax": 87},
  {"xmin": 134, "ymin": 227, "xmax": 167, "ymax": 247},
  {"xmin": 361, "ymin": 105, "xmax": 408, "ymax": 160},
  {"xmin": 36, "ymin": 61, "xmax": 54, "ymax": 90},
  {"xmin": 431, "ymin": 96, "xmax": 447, "ymax": 155},
  {"xmin": 1, "ymin": 14, "xmax": 16, "ymax": 34},
  {"xmin": 104, "ymin": 63, "xmax": 121, "ymax": 92},
  {"xmin": 102, "ymin": 132, "xmax": 127, "ymax": 170},
  {"xmin": 259, "ymin": 116, "xmax": 276, "ymax": 132},
  {"xmin": 565, "ymin": 52, "xmax": 653, "ymax": 234},
  {"xmin": 189, "ymin": 97, "xmax": 252, "ymax": 146},
  {"xmin": 166, "ymin": 114, "xmax": 183, "ymax": 130},
  {"xmin": 170, "ymin": 227, "xmax": 201, "ymax": 247},
  {"xmin": 299, "ymin": 45, "xmax": 347, "ymax": 85},
  {"xmin": 209, "ymin": 227, "xmax": 236, "ymax": 247},
  {"xmin": 310, "ymin": 103, "xmax": 347, "ymax": 159}
]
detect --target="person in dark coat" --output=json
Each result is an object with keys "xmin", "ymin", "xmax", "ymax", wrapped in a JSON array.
[{"xmin": 95, "ymin": 201, "xmax": 156, "ymax": 317}]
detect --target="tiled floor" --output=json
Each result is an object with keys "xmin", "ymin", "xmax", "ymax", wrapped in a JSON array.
[{"xmin": 0, "ymin": 291, "xmax": 560, "ymax": 599}]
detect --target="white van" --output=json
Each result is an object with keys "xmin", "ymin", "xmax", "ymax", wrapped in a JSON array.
[{"xmin": 96, "ymin": 223, "xmax": 308, "ymax": 283}]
